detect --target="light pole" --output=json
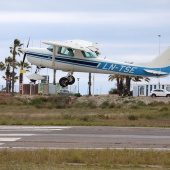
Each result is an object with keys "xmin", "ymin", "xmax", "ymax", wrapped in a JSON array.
[
  {"xmin": 77, "ymin": 78, "xmax": 80, "ymax": 93},
  {"xmin": 158, "ymin": 35, "xmax": 161, "ymax": 89},
  {"xmin": 158, "ymin": 35, "xmax": 161, "ymax": 54}
]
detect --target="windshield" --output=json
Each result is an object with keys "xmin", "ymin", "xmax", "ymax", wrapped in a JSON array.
[
  {"xmin": 81, "ymin": 51, "xmax": 97, "ymax": 58},
  {"xmin": 47, "ymin": 45, "xmax": 53, "ymax": 52}
]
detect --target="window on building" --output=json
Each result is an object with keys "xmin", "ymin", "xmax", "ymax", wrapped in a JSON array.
[{"xmin": 139, "ymin": 86, "xmax": 144, "ymax": 95}]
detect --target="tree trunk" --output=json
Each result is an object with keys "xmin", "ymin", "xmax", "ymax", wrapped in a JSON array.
[
  {"xmin": 88, "ymin": 73, "xmax": 92, "ymax": 95},
  {"xmin": 53, "ymin": 69, "xmax": 56, "ymax": 85},
  {"xmin": 117, "ymin": 77, "xmax": 124, "ymax": 95},
  {"xmin": 12, "ymin": 47, "xmax": 16, "ymax": 95},
  {"xmin": 125, "ymin": 76, "xmax": 131, "ymax": 92}
]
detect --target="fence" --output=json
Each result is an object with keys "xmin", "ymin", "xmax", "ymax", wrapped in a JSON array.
[{"xmin": 0, "ymin": 85, "xmax": 19, "ymax": 93}]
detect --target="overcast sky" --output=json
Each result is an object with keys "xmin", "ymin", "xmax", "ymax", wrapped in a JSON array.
[{"xmin": 0, "ymin": 0, "xmax": 170, "ymax": 94}]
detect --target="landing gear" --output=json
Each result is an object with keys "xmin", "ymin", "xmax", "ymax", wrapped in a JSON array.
[
  {"xmin": 59, "ymin": 72, "xmax": 75, "ymax": 87},
  {"xmin": 59, "ymin": 77, "xmax": 69, "ymax": 87},
  {"xmin": 67, "ymin": 75, "xmax": 75, "ymax": 85}
]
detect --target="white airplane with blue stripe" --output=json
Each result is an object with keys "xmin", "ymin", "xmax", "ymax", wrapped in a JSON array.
[{"xmin": 21, "ymin": 39, "xmax": 170, "ymax": 87}]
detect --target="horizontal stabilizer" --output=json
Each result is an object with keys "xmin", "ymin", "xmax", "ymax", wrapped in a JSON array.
[
  {"xmin": 26, "ymin": 73, "xmax": 45, "ymax": 80},
  {"xmin": 144, "ymin": 69, "xmax": 169, "ymax": 76}
]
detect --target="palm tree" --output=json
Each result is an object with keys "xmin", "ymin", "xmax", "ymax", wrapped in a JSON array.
[
  {"xmin": 108, "ymin": 74, "xmax": 124, "ymax": 95},
  {"xmin": 0, "ymin": 62, "xmax": 5, "ymax": 71},
  {"xmin": 10, "ymin": 39, "xmax": 23, "ymax": 94},
  {"xmin": 18, "ymin": 61, "xmax": 31, "ymax": 93},
  {"xmin": 0, "ymin": 62, "xmax": 5, "ymax": 91},
  {"xmin": 2, "ymin": 57, "xmax": 18, "ymax": 93},
  {"xmin": 132, "ymin": 76, "xmax": 150, "ymax": 83},
  {"xmin": 18, "ymin": 61, "xmax": 31, "ymax": 72},
  {"xmin": 109, "ymin": 74, "xmax": 150, "ymax": 95}
]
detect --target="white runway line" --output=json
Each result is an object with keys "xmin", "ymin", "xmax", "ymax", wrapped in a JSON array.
[
  {"xmin": 0, "ymin": 143, "xmax": 5, "ymax": 146},
  {"xmin": 0, "ymin": 138, "xmax": 21, "ymax": 142},
  {"xmin": 0, "ymin": 126, "xmax": 71, "ymax": 129},
  {"xmin": 0, "ymin": 134, "xmax": 35, "ymax": 136},
  {"xmin": 0, "ymin": 126, "xmax": 71, "ymax": 131}
]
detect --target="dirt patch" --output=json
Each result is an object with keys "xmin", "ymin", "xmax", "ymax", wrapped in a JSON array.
[
  {"xmin": 70, "ymin": 95, "xmax": 170, "ymax": 106},
  {"xmin": 0, "ymin": 93, "xmax": 169, "ymax": 106}
]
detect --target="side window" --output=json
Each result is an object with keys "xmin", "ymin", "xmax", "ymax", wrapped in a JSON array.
[
  {"xmin": 81, "ymin": 51, "xmax": 97, "ymax": 58},
  {"xmin": 58, "ymin": 47, "xmax": 75, "ymax": 56}
]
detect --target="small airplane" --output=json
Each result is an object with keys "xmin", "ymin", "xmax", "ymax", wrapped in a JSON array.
[{"xmin": 21, "ymin": 39, "xmax": 170, "ymax": 87}]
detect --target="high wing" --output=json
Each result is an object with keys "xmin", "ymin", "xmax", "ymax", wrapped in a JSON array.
[
  {"xmin": 144, "ymin": 69, "xmax": 169, "ymax": 76},
  {"xmin": 42, "ymin": 39, "xmax": 99, "ymax": 53}
]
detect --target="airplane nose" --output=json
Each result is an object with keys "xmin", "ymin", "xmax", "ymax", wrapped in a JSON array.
[{"xmin": 20, "ymin": 48, "xmax": 27, "ymax": 53}]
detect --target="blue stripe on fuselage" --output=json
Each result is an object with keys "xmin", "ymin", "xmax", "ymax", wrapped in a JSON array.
[{"xmin": 26, "ymin": 51, "xmax": 169, "ymax": 77}]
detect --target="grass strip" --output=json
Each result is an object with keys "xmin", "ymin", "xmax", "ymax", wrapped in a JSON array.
[{"xmin": 0, "ymin": 149, "xmax": 170, "ymax": 170}]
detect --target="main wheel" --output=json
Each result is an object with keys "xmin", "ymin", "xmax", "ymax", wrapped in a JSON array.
[
  {"xmin": 59, "ymin": 77, "xmax": 69, "ymax": 87},
  {"xmin": 67, "ymin": 75, "xmax": 75, "ymax": 85},
  {"xmin": 152, "ymin": 94, "xmax": 156, "ymax": 97}
]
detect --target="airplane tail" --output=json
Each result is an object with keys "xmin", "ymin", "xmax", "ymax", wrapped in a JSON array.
[{"xmin": 144, "ymin": 46, "xmax": 170, "ymax": 68}]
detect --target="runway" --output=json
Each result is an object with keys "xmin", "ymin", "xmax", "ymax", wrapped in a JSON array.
[{"xmin": 0, "ymin": 126, "xmax": 169, "ymax": 150}]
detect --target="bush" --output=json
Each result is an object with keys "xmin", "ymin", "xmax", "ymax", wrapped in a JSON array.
[
  {"xmin": 159, "ymin": 107, "xmax": 169, "ymax": 112},
  {"xmin": 108, "ymin": 88, "xmax": 118, "ymax": 94},
  {"xmin": 74, "ymin": 93, "xmax": 82, "ymax": 97},
  {"xmin": 100, "ymin": 100, "xmax": 109, "ymax": 108},
  {"xmin": 128, "ymin": 114, "xmax": 138, "ymax": 120},
  {"xmin": 29, "ymin": 96, "xmax": 70, "ymax": 109},
  {"xmin": 136, "ymin": 100, "xmax": 146, "ymax": 106}
]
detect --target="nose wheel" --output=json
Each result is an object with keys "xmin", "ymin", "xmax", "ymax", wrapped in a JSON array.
[{"xmin": 59, "ymin": 76, "xmax": 75, "ymax": 87}]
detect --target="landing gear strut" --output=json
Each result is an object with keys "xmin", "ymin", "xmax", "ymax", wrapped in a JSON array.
[{"xmin": 59, "ymin": 73, "xmax": 75, "ymax": 87}]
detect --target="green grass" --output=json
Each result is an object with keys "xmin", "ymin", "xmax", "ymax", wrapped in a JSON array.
[
  {"xmin": 0, "ymin": 103, "xmax": 170, "ymax": 126},
  {"xmin": 0, "ymin": 149, "xmax": 170, "ymax": 170},
  {"xmin": 0, "ymin": 96, "xmax": 170, "ymax": 127}
]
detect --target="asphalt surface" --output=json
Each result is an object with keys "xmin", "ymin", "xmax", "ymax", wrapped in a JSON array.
[{"xmin": 0, "ymin": 126, "xmax": 170, "ymax": 150}]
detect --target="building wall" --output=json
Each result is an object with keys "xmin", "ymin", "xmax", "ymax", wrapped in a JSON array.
[
  {"xmin": 38, "ymin": 83, "xmax": 68, "ymax": 95},
  {"xmin": 133, "ymin": 84, "xmax": 170, "ymax": 97}
]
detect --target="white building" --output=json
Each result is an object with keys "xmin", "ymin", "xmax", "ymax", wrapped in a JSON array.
[{"xmin": 133, "ymin": 83, "xmax": 170, "ymax": 97}]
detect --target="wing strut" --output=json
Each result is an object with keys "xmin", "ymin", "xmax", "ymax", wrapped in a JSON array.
[{"xmin": 52, "ymin": 45, "xmax": 56, "ymax": 68}]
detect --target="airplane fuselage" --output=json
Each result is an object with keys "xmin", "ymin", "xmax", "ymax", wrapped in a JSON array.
[{"xmin": 26, "ymin": 48, "xmax": 169, "ymax": 77}]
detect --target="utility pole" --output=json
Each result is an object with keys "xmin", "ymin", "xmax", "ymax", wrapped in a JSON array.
[
  {"xmin": 158, "ymin": 35, "xmax": 161, "ymax": 54},
  {"xmin": 77, "ymin": 78, "xmax": 80, "ymax": 93},
  {"xmin": 158, "ymin": 35, "xmax": 161, "ymax": 89}
]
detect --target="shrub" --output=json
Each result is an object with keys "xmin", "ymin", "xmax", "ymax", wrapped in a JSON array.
[
  {"xmin": 128, "ymin": 114, "xmax": 138, "ymax": 120},
  {"xmin": 131, "ymin": 105, "xmax": 139, "ymax": 109},
  {"xmin": 159, "ymin": 107, "xmax": 169, "ymax": 112},
  {"xmin": 74, "ymin": 93, "xmax": 82, "ymax": 97},
  {"xmin": 137, "ymin": 101, "xmax": 146, "ymax": 106},
  {"xmin": 86, "ymin": 101, "xmax": 97, "ymax": 108},
  {"xmin": 109, "ymin": 102, "xmax": 116, "ymax": 108},
  {"xmin": 100, "ymin": 101, "xmax": 109, "ymax": 108},
  {"xmin": 108, "ymin": 88, "xmax": 117, "ymax": 94},
  {"xmin": 148, "ymin": 101, "xmax": 166, "ymax": 106}
]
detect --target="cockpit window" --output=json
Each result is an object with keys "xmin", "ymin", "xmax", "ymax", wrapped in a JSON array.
[
  {"xmin": 47, "ymin": 45, "xmax": 53, "ymax": 52},
  {"xmin": 81, "ymin": 51, "xmax": 97, "ymax": 58},
  {"xmin": 58, "ymin": 47, "xmax": 75, "ymax": 56}
]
